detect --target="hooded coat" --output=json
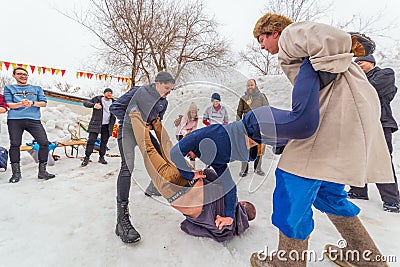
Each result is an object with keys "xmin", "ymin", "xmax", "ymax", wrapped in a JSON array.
[{"xmin": 276, "ymin": 21, "xmax": 393, "ymax": 187}]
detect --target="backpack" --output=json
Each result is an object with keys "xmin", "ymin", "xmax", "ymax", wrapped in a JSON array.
[{"xmin": 0, "ymin": 146, "xmax": 8, "ymax": 171}]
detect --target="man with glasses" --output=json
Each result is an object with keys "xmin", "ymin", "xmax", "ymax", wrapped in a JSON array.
[
  {"xmin": 110, "ymin": 71, "xmax": 174, "ymax": 244},
  {"xmin": 4, "ymin": 67, "xmax": 55, "ymax": 183}
]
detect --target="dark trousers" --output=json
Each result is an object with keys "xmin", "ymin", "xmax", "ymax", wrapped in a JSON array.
[
  {"xmin": 349, "ymin": 127, "xmax": 400, "ymax": 203},
  {"xmin": 116, "ymin": 124, "xmax": 162, "ymax": 202},
  {"xmin": 85, "ymin": 124, "xmax": 110, "ymax": 158},
  {"xmin": 7, "ymin": 119, "xmax": 49, "ymax": 164}
]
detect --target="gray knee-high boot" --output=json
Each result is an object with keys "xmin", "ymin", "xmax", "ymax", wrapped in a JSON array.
[
  {"xmin": 325, "ymin": 214, "xmax": 388, "ymax": 267},
  {"xmin": 250, "ymin": 231, "xmax": 308, "ymax": 267}
]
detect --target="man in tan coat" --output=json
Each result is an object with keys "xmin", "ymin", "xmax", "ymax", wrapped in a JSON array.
[{"xmin": 249, "ymin": 14, "xmax": 393, "ymax": 267}]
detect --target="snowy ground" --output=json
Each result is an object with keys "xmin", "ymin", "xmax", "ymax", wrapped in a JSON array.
[{"xmin": 1, "ymin": 68, "xmax": 400, "ymax": 267}]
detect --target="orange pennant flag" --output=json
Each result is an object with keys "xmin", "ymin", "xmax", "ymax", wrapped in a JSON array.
[
  {"xmin": 0, "ymin": 61, "xmax": 2, "ymax": 71},
  {"xmin": 55, "ymin": 69, "xmax": 61, "ymax": 75},
  {"xmin": 37, "ymin": 67, "xmax": 42, "ymax": 74},
  {"xmin": 11, "ymin": 63, "xmax": 17, "ymax": 69},
  {"xmin": 76, "ymin": 72, "xmax": 79, "ymax": 79}
]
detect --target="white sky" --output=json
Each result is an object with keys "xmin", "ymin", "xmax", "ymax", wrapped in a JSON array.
[{"xmin": 1, "ymin": 0, "xmax": 400, "ymax": 89}]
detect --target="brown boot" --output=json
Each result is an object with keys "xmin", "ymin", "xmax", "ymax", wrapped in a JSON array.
[
  {"xmin": 325, "ymin": 214, "xmax": 388, "ymax": 267},
  {"xmin": 250, "ymin": 231, "xmax": 308, "ymax": 267}
]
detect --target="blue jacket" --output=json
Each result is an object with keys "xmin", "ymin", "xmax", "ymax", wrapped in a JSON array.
[
  {"xmin": 170, "ymin": 121, "xmax": 257, "ymax": 219},
  {"xmin": 110, "ymin": 84, "xmax": 168, "ymax": 125},
  {"xmin": 4, "ymin": 84, "xmax": 47, "ymax": 120}
]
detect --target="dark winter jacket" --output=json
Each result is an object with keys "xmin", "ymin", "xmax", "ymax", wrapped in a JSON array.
[
  {"xmin": 84, "ymin": 95, "xmax": 116, "ymax": 134},
  {"xmin": 366, "ymin": 67, "xmax": 398, "ymax": 132},
  {"xmin": 180, "ymin": 175, "xmax": 249, "ymax": 242},
  {"xmin": 110, "ymin": 84, "xmax": 168, "ymax": 125},
  {"xmin": 236, "ymin": 89, "xmax": 269, "ymax": 120}
]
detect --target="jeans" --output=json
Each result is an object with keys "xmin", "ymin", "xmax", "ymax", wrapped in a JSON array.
[{"xmin": 7, "ymin": 119, "xmax": 49, "ymax": 164}]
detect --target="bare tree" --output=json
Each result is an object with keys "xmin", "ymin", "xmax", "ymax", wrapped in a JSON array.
[
  {"xmin": 239, "ymin": 0, "xmax": 398, "ymax": 76},
  {"xmin": 61, "ymin": 0, "xmax": 232, "ymax": 86},
  {"xmin": 239, "ymin": 0, "xmax": 332, "ymax": 76},
  {"xmin": 239, "ymin": 41, "xmax": 282, "ymax": 75},
  {"xmin": 0, "ymin": 75, "xmax": 12, "ymax": 92}
]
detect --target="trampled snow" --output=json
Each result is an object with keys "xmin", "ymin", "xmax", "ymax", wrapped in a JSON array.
[{"xmin": 0, "ymin": 68, "xmax": 400, "ymax": 267}]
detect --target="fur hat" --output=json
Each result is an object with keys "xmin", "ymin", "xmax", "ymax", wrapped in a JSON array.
[
  {"xmin": 188, "ymin": 102, "xmax": 198, "ymax": 111},
  {"xmin": 253, "ymin": 13, "xmax": 293, "ymax": 39}
]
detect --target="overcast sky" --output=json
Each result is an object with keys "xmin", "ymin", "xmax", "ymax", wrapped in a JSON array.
[{"xmin": 1, "ymin": 0, "xmax": 400, "ymax": 86}]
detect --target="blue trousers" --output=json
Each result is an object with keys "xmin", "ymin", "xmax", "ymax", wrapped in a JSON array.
[{"xmin": 272, "ymin": 168, "xmax": 360, "ymax": 240}]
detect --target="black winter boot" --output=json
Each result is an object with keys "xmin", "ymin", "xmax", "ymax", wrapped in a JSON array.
[
  {"xmin": 115, "ymin": 201, "xmax": 141, "ymax": 243},
  {"xmin": 9, "ymin": 163, "xmax": 22, "ymax": 183},
  {"xmin": 38, "ymin": 162, "xmax": 56, "ymax": 180},
  {"xmin": 81, "ymin": 156, "xmax": 89, "ymax": 167},
  {"xmin": 98, "ymin": 157, "xmax": 108, "ymax": 164}
]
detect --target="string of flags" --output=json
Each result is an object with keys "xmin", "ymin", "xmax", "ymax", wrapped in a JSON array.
[
  {"xmin": 75, "ymin": 71, "xmax": 132, "ymax": 83},
  {"xmin": 0, "ymin": 60, "xmax": 131, "ymax": 83}
]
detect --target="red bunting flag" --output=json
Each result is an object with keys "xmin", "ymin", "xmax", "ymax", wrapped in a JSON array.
[
  {"xmin": 4, "ymin": 62, "xmax": 10, "ymax": 70},
  {"xmin": 30, "ymin": 65, "xmax": 36, "ymax": 73},
  {"xmin": 42, "ymin": 67, "xmax": 47, "ymax": 74},
  {"xmin": 61, "ymin": 70, "xmax": 66, "ymax": 76},
  {"xmin": 17, "ymin": 63, "xmax": 23, "ymax": 67},
  {"xmin": 117, "ymin": 77, "xmax": 121, "ymax": 82},
  {"xmin": 51, "ymin": 68, "xmax": 56, "ymax": 75}
]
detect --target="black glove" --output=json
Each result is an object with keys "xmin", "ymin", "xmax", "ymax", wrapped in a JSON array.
[
  {"xmin": 272, "ymin": 146, "xmax": 285, "ymax": 155},
  {"xmin": 318, "ymin": 71, "xmax": 338, "ymax": 89}
]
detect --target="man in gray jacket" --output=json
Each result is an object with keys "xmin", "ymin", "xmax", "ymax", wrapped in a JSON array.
[{"xmin": 110, "ymin": 72, "xmax": 174, "ymax": 244}]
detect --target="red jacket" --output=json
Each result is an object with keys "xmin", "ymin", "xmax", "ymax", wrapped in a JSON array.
[{"xmin": 0, "ymin": 94, "xmax": 7, "ymax": 110}]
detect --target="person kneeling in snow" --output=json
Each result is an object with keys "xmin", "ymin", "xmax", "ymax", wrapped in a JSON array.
[
  {"xmin": 248, "ymin": 13, "xmax": 392, "ymax": 267},
  {"xmin": 129, "ymin": 111, "xmax": 256, "ymax": 242}
]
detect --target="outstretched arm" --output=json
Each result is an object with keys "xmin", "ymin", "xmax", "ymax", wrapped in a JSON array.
[{"xmin": 212, "ymin": 164, "xmax": 236, "ymax": 221}]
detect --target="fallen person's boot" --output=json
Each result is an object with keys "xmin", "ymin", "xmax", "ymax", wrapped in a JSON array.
[
  {"xmin": 324, "ymin": 214, "xmax": 388, "ymax": 267},
  {"xmin": 115, "ymin": 201, "xmax": 141, "ymax": 243},
  {"xmin": 250, "ymin": 231, "xmax": 308, "ymax": 267},
  {"xmin": 9, "ymin": 162, "xmax": 22, "ymax": 183},
  {"xmin": 349, "ymin": 32, "xmax": 375, "ymax": 57},
  {"xmin": 144, "ymin": 181, "xmax": 162, "ymax": 197},
  {"xmin": 38, "ymin": 162, "xmax": 56, "ymax": 180}
]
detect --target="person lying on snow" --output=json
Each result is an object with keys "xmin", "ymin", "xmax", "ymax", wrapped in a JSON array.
[
  {"xmin": 169, "ymin": 56, "xmax": 321, "ymax": 231},
  {"xmin": 129, "ymin": 111, "xmax": 256, "ymax": 242}
]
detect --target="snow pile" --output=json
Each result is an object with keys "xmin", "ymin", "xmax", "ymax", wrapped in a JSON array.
[{"xmin": 0, "ymin": 65, "xmax": 400, "ymax": 267}]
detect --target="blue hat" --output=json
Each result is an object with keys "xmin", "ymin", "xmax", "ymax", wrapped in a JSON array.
[
  {"xmin": 355, "ymin": 54, "xmax": 376, "ymax": 65},
  {"xmin": 211, "ymin": 93, "xmax": 221, "ymax": 101}
]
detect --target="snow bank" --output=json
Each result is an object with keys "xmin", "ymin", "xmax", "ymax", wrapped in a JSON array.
[{"xmin": 1, "ymin": 64, "xmax": 400, "ymax": 267}]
